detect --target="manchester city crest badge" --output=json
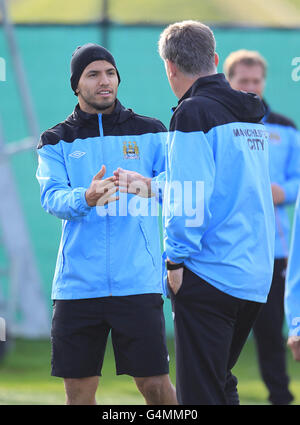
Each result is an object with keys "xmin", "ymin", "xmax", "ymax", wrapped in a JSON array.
[{"xmin": 123, "ymin": 141, "xmax": 140, "ymax": 159}]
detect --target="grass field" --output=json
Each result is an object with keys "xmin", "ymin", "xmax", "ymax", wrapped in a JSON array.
[
  {"xmin": 8, "ymin": 0, "xmax": 300, "ymax": 26},
  {"xmin": 0, "ymin": 336, "xmax": 299, "ymax": 405},
  {"xmin": 1, "ymin": 0, "xmax": 300, "ymax": 409}
]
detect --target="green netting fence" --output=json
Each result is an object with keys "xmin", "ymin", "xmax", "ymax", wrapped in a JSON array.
[{"xmin": 0, "ymin": 23, "xmax": 299, "ymax": 335}]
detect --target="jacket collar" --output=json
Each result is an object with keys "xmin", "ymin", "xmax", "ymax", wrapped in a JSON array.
[
  {"xmin": 262, "ymin": 99, "xmax": 271, "ymax": 122},
  {"xmin": 178, "ymin": 73, "xmax": 227, "ymax": 105},
  {"xmin": 68, "ymin": 99, "xmax": 133, "ymax": 127},
  {"xmin": 172, "ymin": 72, "xmax": 265, "ymax": 123}
]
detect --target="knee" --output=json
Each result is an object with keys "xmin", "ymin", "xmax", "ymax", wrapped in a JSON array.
[
  {"xmin": 135, "ymin": 376, "xmax": 166, "ymax": 402},
  {"xmin": 64, "ymin": 377, "xmax": 98, "ymax": 405}
]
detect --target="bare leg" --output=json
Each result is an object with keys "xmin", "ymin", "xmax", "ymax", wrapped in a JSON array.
[
  {"xmin": 64, "ymin": 376, "xmax": 99, "ymax": 405},
  {"xmin": 134, "ymin": 374, "xmax": 177, "ymax": 405}
]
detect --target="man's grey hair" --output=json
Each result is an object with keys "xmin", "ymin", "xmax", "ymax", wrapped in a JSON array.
[{"xmin": 158, "ymin": 20, "xmax": 216, "ymax": 76}]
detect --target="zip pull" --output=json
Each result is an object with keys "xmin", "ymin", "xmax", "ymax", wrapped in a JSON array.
[{"xmin": 98, "ymin": 113, "xmax": 104, "ymax": 137}]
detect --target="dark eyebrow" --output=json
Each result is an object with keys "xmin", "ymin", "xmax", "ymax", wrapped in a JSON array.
[
  {"xmin": 87, "ymin": 67, "xmax": 116, "ymax": 75},
  {"xmin": 86, "ymin": 70, "xmax": 99, "ymax": 75}
]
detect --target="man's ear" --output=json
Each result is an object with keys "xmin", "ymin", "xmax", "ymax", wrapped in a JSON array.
[
  {"xmin": 166, "ymin": 59, "xmax": 177, "ymax": 78},
  {"xmin": 214, "ymin": 52, "xmax": 219, "ymax": 68}
]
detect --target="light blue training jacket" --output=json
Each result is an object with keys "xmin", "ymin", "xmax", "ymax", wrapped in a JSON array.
[
  {"xmin": 161, "ymin": 74, "xmax": 275, "ymax": 303},
  {"xmin": 36, "ymin": 100, "xmax": 166, "ymax": 299},
  {"xmin": 285, "ymin": 189, "xmax": 300, "ymax": 336}
]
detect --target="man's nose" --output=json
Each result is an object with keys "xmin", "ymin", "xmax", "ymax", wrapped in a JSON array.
[
  {"xmin": 98, "ymin": 74, "xmax": 110, "ymax": 86},
  {"xmin": 246, "ymin": 84, "xmax": 258, "ymax": 94}
]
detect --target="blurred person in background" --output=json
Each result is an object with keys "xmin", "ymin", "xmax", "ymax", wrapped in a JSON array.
[
  {"xmin": 285, "ymin": 188, "xmax": 300, "ymax": 362},
  {"xmin": 225, "ymin": 49, "xmax": 300, "ymax": 405},
  {"xmin": 36, "ymin": 43, "xmax": 177, "ymax": 405}
]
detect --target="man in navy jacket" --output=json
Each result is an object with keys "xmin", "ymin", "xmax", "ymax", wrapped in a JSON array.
[
  {"xmin": 158, "ymin": 21, "xmax": 275, "ymax": 405},
  {"xmin": 117, "ymin": 21, "xmax": 275, "ymax": 404}
]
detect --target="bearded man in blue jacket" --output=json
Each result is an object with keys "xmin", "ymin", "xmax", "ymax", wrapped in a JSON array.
[
  {"xmin": 225, "ymin": 49, "xmax": 300, "ymax": 405},
  {"xmin": 36, "ymin": 43, "xmax": 177, "ymax": 405}
]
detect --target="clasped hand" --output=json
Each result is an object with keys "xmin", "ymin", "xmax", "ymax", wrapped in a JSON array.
[
  {"xmin": 85, "ymin": 165, "xmax": 119, "ymax": 207},
  {"xmin": 85, "ymin": 166, "xmax": 154, "ymax": 207}
]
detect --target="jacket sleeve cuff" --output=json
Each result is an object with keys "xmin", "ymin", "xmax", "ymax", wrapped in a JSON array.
[
  {"xmin": 76, "ymin": 188, "xmax": 92, "ymax": 215},
  {"xmin": 165, "ymin": 245, "xmax": 189, "ymax": 265}
]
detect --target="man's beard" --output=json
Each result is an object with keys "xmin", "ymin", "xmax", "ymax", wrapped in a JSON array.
[{"xmin": 82, "ymin": 92, "xmax": 116, "ymax": 113}]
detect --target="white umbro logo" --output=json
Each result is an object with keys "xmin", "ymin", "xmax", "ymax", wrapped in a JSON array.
[{"xmin": 69, "ymin": 151, "xmax": 86, "ymax": 159}]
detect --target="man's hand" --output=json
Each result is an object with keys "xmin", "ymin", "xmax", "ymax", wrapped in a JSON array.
[
  {"xmin": 167, "ymin": 260, "xmax": 184, "ymax": 295},
  {"xmin": 271, "ymin": 183, "xmax": 285, "ymax": 205},
  {"xmin": 113, "ymin": 167, "xmax": 154, "ymax": 198},
  {"xmin": 287, "ymin": 336, "xmax": 300, "ymax": 362},
  {"xmin": 85, "ymin": 165, "xmax": 119, "ymax": 207}
]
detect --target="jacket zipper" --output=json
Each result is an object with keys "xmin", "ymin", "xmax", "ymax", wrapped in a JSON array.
[{"xmin": 98, "ymin": 113, "xmax": 112, "ymax": 296}]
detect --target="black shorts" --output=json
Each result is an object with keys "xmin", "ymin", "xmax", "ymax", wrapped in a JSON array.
[{"xmin": 51, "ymin": 294, "xmax": 169, "ymax": 379}]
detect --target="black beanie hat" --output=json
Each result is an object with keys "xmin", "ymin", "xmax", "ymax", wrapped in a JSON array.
[{"xmin": 70, "ymin": 43, "xmax": 121, "ymax": 94}]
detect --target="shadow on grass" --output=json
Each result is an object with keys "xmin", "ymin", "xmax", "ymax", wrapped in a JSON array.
[{"xmin": 0, "ymin": 336, "xmax": 299, "ymax": 405}]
